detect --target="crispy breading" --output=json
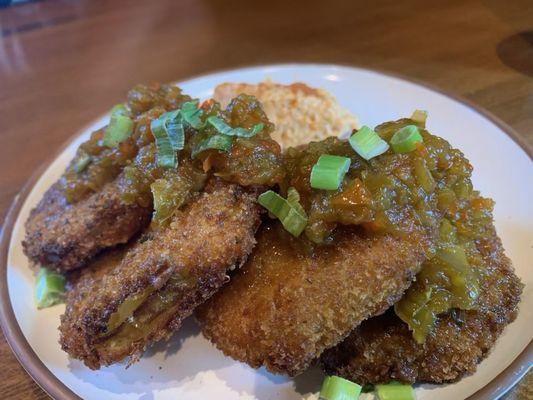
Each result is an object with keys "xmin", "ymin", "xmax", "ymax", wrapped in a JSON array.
[
  {"xmin": 213, "ymin": 81, "xmax": 359, "ymax": 148},
  {"xmin": 23, "ymin": 83, "xmax": 192, "ymax": 272},
  {"xmin": 59, "ymin": 180, "xmax": 261, "ymax": 369},
  {"xmin": 195, "ymin": 221, "xmax": 434, "ymax": 376},
  {"xmin": 23, "ymin": 180, "xmax": 151, "ymax": 272},
  {"xmin": 321, "ymin": 224, "xmax": 523, "ymax": 384}
]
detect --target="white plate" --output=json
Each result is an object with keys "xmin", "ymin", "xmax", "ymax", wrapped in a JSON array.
[{"xmin": 2, "ymin": 64, "xmax": 532, "ymax": 400}]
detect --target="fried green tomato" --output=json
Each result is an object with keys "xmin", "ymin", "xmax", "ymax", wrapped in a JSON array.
[
  {"xmin": 59, "ymin": 180, "xmax": 261, "ymax": 369},
  {"xmin": 23, "ymin": 84, "xmax": 191, "ymax": 271},
  {"xmin": 195, "ymin": 219, "xmax": 434, "ymax": 376},
  {"xmin": 321, "ymin": 223, "xmax": 522, "ymax": 384}
]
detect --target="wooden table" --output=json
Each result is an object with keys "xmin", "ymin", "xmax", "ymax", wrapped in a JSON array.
[{"xmin": 0, "ymin": 0, "xmax": 531, "ymax": 398}]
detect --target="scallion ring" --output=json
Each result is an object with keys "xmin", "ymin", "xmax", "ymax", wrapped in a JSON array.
[
  {"xmin": 310, "ymin": 154, "xmax": 351, "ymax": 190},
  {"xmin": 375, "ymin": 381, "xmax": 415, "ymax": 400},
  {"xmin": 181, "ymin": 100, "xmax": 205, "ymax": 129},
  {"xmin": 390, "ymin": 125, "xmax": 423, "ymax": 154},
  {"xmin": 319, "ymin": 376, "xmax": 362, "ymax": 400},
  {"xmin": 257, "ymin": 189, "xmax": 307, "ymax": 237},
  {"xmin": 349, "ymin": 125, "xmax": 389, "ymax": 161},
  {"xmin": 207, "ymin": 116, "xmax": 263, "ymax": 138},
  {"xmin": 191, "ymin": 134, "xmax": 233, "ymax": 159}
]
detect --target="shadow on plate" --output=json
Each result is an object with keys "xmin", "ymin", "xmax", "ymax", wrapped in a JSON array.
[{"xmin": 67, "ymin": 316, "xmax": 324, "ymax": 399}]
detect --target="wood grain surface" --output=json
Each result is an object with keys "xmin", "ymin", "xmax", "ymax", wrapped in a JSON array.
[{"xmin": 0, "ymin": 0, "xmax": 531, "ymax": 398}]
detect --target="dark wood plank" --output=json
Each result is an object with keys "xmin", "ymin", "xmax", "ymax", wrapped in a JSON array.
[{"xmin": 0, "ymin": 0, "xmax": 531, "ymax": 398}]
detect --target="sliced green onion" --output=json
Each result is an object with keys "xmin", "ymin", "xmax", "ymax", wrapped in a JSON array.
[
  {"xmin": 150, "ymin": 102, "xmax": 205, "ymax": 167},
  {"xmin": 74, "ymin": 150, "xmax": 92, "ymax": 173},
  {"xmin": 375, "ymin": 382, "xmax": 415, "ymax": 400},
  {"xmin": 390, "ymin": 125, "xmax": 423, "ymax": 154},
  {"xmin": 181, "ymin": 101, "xmax": 205, "ymax": 129},
  {"xmin": 191, "ymin": 134, "xmax": 233, "ymax": 159},
  {"xmin": 151, "ymin": 117, "xmax": 176, "ymax": 168},
  {"xmin": 319, "ymin": 376, "xmax": 362, "ymax": 400},
  {"xmin": 159, "ymin": 110, "xmax": 185, "ymax": 151},
  {"xmin": 310, "ymin": 154, "xmax": 351, "ymax": 190},
  {"xmin": 103, "ymin": 104, "xmax": 134, "ymax": 147},
  {"xmin": 349, "ymin": 126, "xmax": 389, "ymax": 161},
  {"xmin": 287, "ymin": 187, "xmax": 306, "ymax": 217},
  {"xmin": 109, "ymin": 104, "xmax": 129, "ymax": 116},
  {"xmin": 410, "ymin": 109, "xmax": 428, "ymax": 126},
  {"xmin": 258, "ymin": 189, "xmax": 307, "ymax": 237},
  {"xmin": 34, "ymin": 267, "xmax": 66, "ymax": 309},
  {"xmin": 207, "ymin": 116, "xmax": 264, "ymax": 138}
]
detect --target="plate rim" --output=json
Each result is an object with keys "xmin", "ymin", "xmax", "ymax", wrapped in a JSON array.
[{"xmin": 0, "ymin": 63, "xmax": 531, "ymax": 400}]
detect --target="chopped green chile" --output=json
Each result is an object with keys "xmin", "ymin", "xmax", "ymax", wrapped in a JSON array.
[
  {"xmin": 61, "ymin": 86, "xmax": 196, "ymax": 204},
  {"xmin": 413, "ymin": 158, "xmax": 436, "ymax": 193},
  {"xmin": 258, "ymin": 189, "xmax": 308, "ymax": 237},
  {"xmin": 104, "ymin": 287, "xmax": 155, "ymax": 335},
  {"xmin": 207, "ymin": 115, "xmax": 264, "ymax": 137},
  {"xmin": 149, "ymin": 159, "xmax": 207, "ymax": 225},
  {"xmin": 310, "ymin": 154, "xmax": 351, "ymax": 190},
  {"xmin": 319, "ymin": 376, "xmax": 362, "ymax": 400},
  {"xmin": 34, "ymin": 268, "xmax": 66, "ymax": 309},
  {"xmin": 283, "ymin": 119, "xmax": 486, "ymax": 342},
  {"xmin": 395, "ymin": 245, "xmax": 479, "ymax": 343},
  {"xmin": 349, "ymin": 125, "xmax": 389, "ymax": 160},
  {"xmin": 390, "ymin": 125, "xmax": 423, "ymax": 154}
]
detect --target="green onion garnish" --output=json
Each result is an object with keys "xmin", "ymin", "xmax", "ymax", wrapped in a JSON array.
[
  {"xmin": 286, "ymin": 187, "xmax": 306, "ymax": 217},
  {"xmin": 319, "ymin": 376, "xmax": 362, "ymax": 400},
  {"xmin": 207, "ymin": 116, "xmax": 264, "ymax": 138},
  {"xmin": 103, "ymin": 104, "xmax": 134, "ymax": 147},
  {"xmin": 150, "ymin": 101, "xmax": 205, "ymax": 168},
  {"xmin": 375, "ymin": 382, "xmax": 415, "ymax": 400},
  {"xmin": 158, "ymin": 110, "xmax": 185, "ymax": 150},
  {"xmin": 151, "ymin": 115, "xmax": 177, "ymax": 168},
  {"xmin": 349, "ymin": 125, "xmax": 389, "ymax": 161},
  {"xmin": 34, "ymin": 267, "xmax": 66, "ymax": 309},
  {"xmin": 181, "ymin": 101, "xmax": 205, "ymax": 129},
  {"xmin": 191, "ymin": 134, "xmax": 233, "ymax": 159},
  {"xmin": 410, "ymin": 109, "xmax": 428, "ymax": 126},
  {"xmin": 74, "ymin": 150, "xmax": 92, "ymax": 173},
  {"xmin": 390, "ymin": 125, "xmax": 424, "ymax": 154},
  {"xmin": 257, "ymin": 189, "xmax": 307, "ymax": 237},
  {"xmin": 310, "ymin": 154, "xmax": 351, "ymax": 190}
]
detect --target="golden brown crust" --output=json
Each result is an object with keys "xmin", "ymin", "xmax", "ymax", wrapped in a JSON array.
[
  {"xmin": 195, "ymin": 222, "xmax": 433, "ymax": 376},
  {"xmin": 59, "ymin": 180, "xmax": 262, "ymax": 369},
  {"xmin": 23, "ymin": 179, "xmax": 151, "ymax": 272},
  {"xmin": 321, "ymin": 224, "xmax": 523, "ymax": 384}
]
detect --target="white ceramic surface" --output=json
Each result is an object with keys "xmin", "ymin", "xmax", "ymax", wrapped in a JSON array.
[{"xmin": 6, "ymin": 64, "xmax": 533, "ymax": 400}]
